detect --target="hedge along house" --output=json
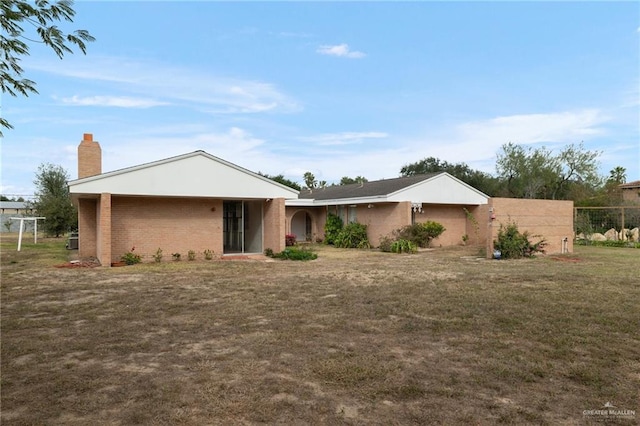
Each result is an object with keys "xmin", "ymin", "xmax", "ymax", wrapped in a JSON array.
[
  {"xmin": 68, "ymin": 134, "xmax": 298, "ymax": 266},
  {"xmin": 285, "ymin": 173, "xmax": 491, "ymax": 248}
]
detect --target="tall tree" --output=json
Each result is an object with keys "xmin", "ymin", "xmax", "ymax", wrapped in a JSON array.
[
  {"xmin": 400, "ymin": 157, "xmax": 500, "ymax": 196},
  {"xmin": 339, "ymin": 176, "xmax": 368, "ymax": 185},
  {"xmin": 1, "ymin": 0, "xmax": 95, "ymax": 135},
  {"xmin": 495, "ymin": 142, "xmax": 602, "ymax": 200},
  {"xmin": 32, "ymin": 163, "xmax": 76, "ymax": 237},
  {"xmin": 257, "ymin": 172, "xmax": 301, "ymax": 191}
]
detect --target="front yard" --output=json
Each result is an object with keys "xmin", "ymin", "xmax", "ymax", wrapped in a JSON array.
[{"xmin": 1, "ymin": 236, "xmax": 638, "ymax": 424}]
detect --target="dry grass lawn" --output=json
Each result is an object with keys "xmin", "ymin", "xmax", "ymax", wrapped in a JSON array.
[{"xmin": 1, "ymin": 235, "xmax": 639, "ymax": 425}]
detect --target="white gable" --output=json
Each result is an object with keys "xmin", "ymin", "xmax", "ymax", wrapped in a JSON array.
[
  {"xmin": 388, "ymin": 173, "xmax": 488, "ymax": 205},
  {"xmin": 69, "ymin": 151, "xmax": 299, "ymax": 199},
  {"xmin": 386, "ymin": 173, "xmax": 488, "ymax": 205}
]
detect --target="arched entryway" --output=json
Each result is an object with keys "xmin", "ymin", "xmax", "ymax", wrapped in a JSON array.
[{"xmin": 291, "ymin": 210, "xmax": 313, "ymax": 242}]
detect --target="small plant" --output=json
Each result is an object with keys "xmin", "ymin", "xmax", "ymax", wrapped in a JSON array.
[
  {"xmin": 172, "ymin": 252, "xmax": 181, "ymax": 261},
  {"xmin": 3, "ymin": 219, "xmax": 12, "ymax": 232},
  {"xmin": 187, "ymin": 250, "xmax": 196, "ymax": 261},
  {"xmin": 266, "ymin": 246, "xmax": 317, "ymax": 261},
  {"xmin": 203, "ymin": 249, "xmax": 214, "ymax": 260},
  {"xmin": 462, "ymin": 234, "xmax": 469, "ymax": 245},
  {"xmin": 395, "ymin": 221, "xmax": 445, "ymax": 248},
  {"xmin": 493, "ymin": 221, "xmax": 546, "ymax": 259},
  {"xmin": 334, "ymin": 222, "xmax": 370, "ymax": 249},
  {"xmin": 391, "ymin": 239, "xmax": 417, "ymax": 254},
  {"xmin": 121, "ymin": 246, "xmax": 142, "ymax": 265},
  {"xmin": 285, "ymin": 233, "xmax": 297, "ymax": 247},
  {"xmin": 152, "ymin": 248, "xmax": 163, "ymax": 263}
]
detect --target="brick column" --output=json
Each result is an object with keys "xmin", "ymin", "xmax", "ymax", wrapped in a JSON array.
[
  {"xmin": 98, "ymin": 193, "xmax": 112, "ymax": 267},
  {"xmin": 77, "ymin": 198, "xmax": 97, "ymax": 258},
  {"xmin": 264, "ymin": 198, "xmax": 286, "ymax": 253}
]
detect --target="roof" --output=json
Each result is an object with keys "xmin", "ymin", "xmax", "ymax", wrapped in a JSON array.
[
  {"xmin": 619, "ymin": 180, "xmax": 640, "ymax": 189},
  {"xmin": 287, "ymin": 172, "xmax": 489, "ymax": 206},
  {"xmin": 0, "ymin": 201, "xmax": 30, "ymax": 210},
  {"xmin": 69, "ymin": 150, "xmax": 299, "ymax": 199},
  {"xmin": 298, "ymin": 174, "xmax": 441, "ymax": 200}
]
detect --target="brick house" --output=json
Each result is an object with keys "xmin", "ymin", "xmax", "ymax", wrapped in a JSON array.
[
  {"xmin": 68, "ymin": 134, "xmax": 298, "ymax": 266},
  {"xmin": 285, "ymin": 174, "xmax": 491, "ymax": 248},
  {"xmin": 619, "ymin": 180, "xmax": 640, "ymax": 204},
  {"xmin": 285, "ymin": 175, "xmax": 574, "ymax": 255}
]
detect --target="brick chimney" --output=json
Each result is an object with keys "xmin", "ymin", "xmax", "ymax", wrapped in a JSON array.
[{"xmin": 78, "ymin": 133, "xmax": 102, "ymax": 178}]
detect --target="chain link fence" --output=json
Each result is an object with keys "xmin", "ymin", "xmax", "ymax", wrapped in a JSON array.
[{"xmin": 574, "ymin": 207, "xmax": 640, "ymax": 242}]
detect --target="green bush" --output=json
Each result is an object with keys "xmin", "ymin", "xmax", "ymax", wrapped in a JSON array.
[
  {"xmin": 121, "ymin": 246, "xmax": 142, "ymax": 265},
  {"xmin": 391, "ymin": 239, "xmax": 417, "ymax": 253},
  {"xmin": 396, "ymin": 221, "xmax": 445, "ymax": 248},
  {"xmin": 268, "ymin": 246, "xmax": 318, "ymax": 261},
  {"xmin": 334, "ymin": 222, "xmax": 371, "ymax": 249},
  {"xmin": 493, "ymin": 221, "xmax": 546, "ymax": 259},
  {"xmin": 575, "ymin": 239, "xmax": 640, "ymax": 248},
  {"xmin": 324, "ymin": 213, "xmax": 344, "ymax": 245}
]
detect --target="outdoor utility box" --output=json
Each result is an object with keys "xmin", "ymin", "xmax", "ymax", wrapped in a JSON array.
[{"xmin": 67, "ymin": 232, "xmax": 79, "ymax": 250}]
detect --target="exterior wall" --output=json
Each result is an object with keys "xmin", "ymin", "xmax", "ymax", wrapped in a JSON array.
[
  {"xmin": 110, "ymin": 196, "xmax": 223, "ymax": 263},
  {"xmin": 358, "ymin": 202, "xmax": 412, "ymax": 246},
  {"xmin": 418, "ymin": 205, "xmax": 468, "ymax": 247},
  {"xmin": 264, "ymin": 198, "xmax": 286, "ymax": 253},
  {"xmin": 488, "ymin": 198, "xmax": 574, "ymax": 256},
  {"xmin": 621, "ymin": 187, "xmax": 640, "ymax": 204},
  {"xmin": 78, "ymin": 198, "xmax": 98, "ymax": 258}
]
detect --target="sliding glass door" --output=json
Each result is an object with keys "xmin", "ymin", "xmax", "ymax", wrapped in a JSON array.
[{"xmin": 223, "ymin": 201, "xmax": 263, "ymax": 254}]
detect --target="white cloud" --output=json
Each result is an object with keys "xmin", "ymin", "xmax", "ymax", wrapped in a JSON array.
[
  {"xmin": 317, "ymin": 44, "xmax": 366, "ymax": 58},
  {"xmin": 28, "ymin": 55, "xmax": 301, "ymax": 114},
  {"xmin": 300, "ymin": 131, "xmax": 388, "ymax": 146},
  {"xmin": 59, "ymin": 95, "xmax": 169, "ymax": 108}
]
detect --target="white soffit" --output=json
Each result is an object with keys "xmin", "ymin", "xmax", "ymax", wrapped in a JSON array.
[{"xmin": 69, "ymin": 151, "xmax": 299, "ymax": 199}]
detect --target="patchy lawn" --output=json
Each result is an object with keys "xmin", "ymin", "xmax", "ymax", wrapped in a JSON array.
[{"xmin": 1, "ymin": 236, "xmax": 638, "ymax": 425}]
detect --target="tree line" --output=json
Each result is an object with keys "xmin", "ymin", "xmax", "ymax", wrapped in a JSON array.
[{"xmin": 273, "ymin": 142, "xmax": 629, "ymax": 207}]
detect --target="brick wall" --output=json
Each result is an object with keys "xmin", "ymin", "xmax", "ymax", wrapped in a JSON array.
[
  {"xmin": 418, "ymin": 205, "xmax": 468, "ymax": 247},
  {"xmin": 264, "ymin": 198, "xmax": 286, "ymax": 253},
  {"xmin": 110, "ymin": 196, "xmax": 223, "ymax": 263},
  {"xmin": 487, "ymin": 198, "xmax": 574, "ymax": 256},
  {"xmin": 77, "ymin": 198, "xmax": 97, "ymax": 258}
]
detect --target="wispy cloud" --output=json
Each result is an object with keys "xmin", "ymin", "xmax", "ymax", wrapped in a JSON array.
[
  {"xmin": 317, "ymin": 43, "xmax": 366, "ymax": 58},
  {"xmin": 59, "ymin": 95, "xmax": 169, "ymax": 108},
  {"xmin": 300, "ymin": 131, "xmax": 388, "ymax": 146},
  {"xmin": 28, "ymin": 55, "xmax": 301, "ymax": 114}
]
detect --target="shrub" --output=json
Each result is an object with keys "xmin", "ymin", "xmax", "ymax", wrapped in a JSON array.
[
  {"xmin": 324, "ymin": 213, "xmax": 343, "ymax": 245},
  {"xmin": 493, "ymin": 221, "xmax": 546, "ymax": 259},
  {"xmin": 396, "ymin": 221, "xmax": 445, "ymax": 248},
  {"xmin": 203, "ymin": 249, "xmax": 214, "ymax": 260},
  {"xmin": 187, "ymin": 250, "xmax": 196, "ymax": 261},
  {"xmin": 379, "ymin": 235, "xmax": 394, "ymax": 252},
  {"xmin": 121, "ymin": 246, "xmax": 142, "ymax": 265},
  {"xmin": 152, "ymin": 248, "xmax": 163, "ymax": 263},
  {"xmin": 391, "ymin": 239, "xmax": 417, "ymax": 254},
  {"xmin": 334, "ymin": 222, "xmax": 370, "ymax": 249},
  {"xmin": 172, "ymin": 252, "xmax": 181, "ymax": 261},
  {"xmin": 285, "ymin": 233, "xmax": 297, "ymax": 247},
  {"xmin": 268, "ymin": 246, "xmax": 317, "ymax": 261}
]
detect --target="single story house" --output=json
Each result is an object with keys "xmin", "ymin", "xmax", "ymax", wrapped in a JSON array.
[
  {"xmin": 285, "ymin": 174, "xmax": 490, "ymax": 247},
  {"xmin": 68, "ymin": 134, "xmax": 298, "ymax": 266},
  {"xmin": 69, "ymin": 133, "xmax": 574, "ymax": 265}
]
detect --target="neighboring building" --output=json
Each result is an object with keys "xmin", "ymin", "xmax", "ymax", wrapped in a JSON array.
[
  {"xmin": 0, "ymin": 201, "xmax": 35, "ymax": 233},
  {"xmin": 285, "ymin": 173, "xmax": 490, "ymax": 247},
  {"xmin": 68, "ymin": 134, "xmax": 298, "ymax": 266},
  {"xmin": 619, "ymin": 180, "xmax": 640, "ymax": 204}
]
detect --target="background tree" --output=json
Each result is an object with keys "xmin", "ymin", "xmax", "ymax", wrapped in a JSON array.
[
  {"xmin": 495, "ymin": 142, "xmax": 601, "ymax": 200},
  {"xmin": 339, "ymin": 176, "xmax": 368, "ymax": 185},
  {"xmin": 302, "ymin": 172, "xmax": 326, "ymax": 190},
  {"xmin": 257, "ymin": 172, "xmax": 301, "ymax": 191},
  {"xmin": 31, "ymin": 163, "xmax": 76, "ymax": 237},
  {"xmin": 400, "ymin": 156, "xmax": 500, "ymax": 196},
  {"xmin": 1, "ymin": 0, "xmax": 95, "ymax": 135}
]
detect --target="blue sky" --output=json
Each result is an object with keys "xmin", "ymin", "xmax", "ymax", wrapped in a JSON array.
[{"xmin": 2, "ymin": 1, "xmax": 639, "ymax": 198}]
